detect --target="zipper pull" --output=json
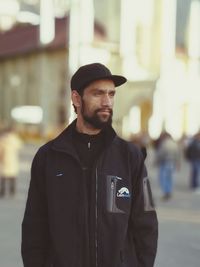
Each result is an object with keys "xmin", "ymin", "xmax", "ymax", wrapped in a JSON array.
[
  {"xmin": 111, "ymin": 181, "xmax": 114, "ymax": 189},
  {"xmin": 88, "ymin": 142, "xmax": 91, "ymax": 149}
]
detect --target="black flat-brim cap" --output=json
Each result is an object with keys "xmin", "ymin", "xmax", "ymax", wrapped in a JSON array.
[{"xmin": 71, "ymin": 63, "xmax": 127, "ymax": 93}]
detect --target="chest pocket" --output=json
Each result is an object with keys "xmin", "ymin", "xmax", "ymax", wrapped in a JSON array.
[{"xmin": 106, "ymin": 175, "xmax": 131, "ymax": 214}]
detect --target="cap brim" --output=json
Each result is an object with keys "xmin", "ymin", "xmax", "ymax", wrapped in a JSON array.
[{"xmin": 110, "ymin": 75, "xmax": 127, "ymax": 87}]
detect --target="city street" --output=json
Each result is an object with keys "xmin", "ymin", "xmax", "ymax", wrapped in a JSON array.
[
  {"xmin": 147, "ymin": 149, "xmax": 200, "ymax": 267},
  {"xmin": 0, "ymin": 143, "xmax": 200, "ymax": 267}
]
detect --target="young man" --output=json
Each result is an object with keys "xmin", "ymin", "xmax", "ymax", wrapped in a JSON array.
[{"xmin": 21, "ymin": 63, "xmax": 158, "ymax": 267}]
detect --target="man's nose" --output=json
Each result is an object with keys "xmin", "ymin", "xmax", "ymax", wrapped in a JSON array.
[{"xmin": 102, "ymin": 94, "xmax": 113, "ymax": 106}]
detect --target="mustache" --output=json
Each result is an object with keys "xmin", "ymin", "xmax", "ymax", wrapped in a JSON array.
[{"xmin": 95, "ymin": 108, "xmax": 113, "ymax": 114}]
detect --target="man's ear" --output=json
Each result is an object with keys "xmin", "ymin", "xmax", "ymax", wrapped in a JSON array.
[{"xmin": 71, "ymin": 90, "xmax": 81, "ymax": 109}]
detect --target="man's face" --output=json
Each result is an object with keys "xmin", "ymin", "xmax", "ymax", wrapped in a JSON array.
[{"xmin": 80, "ymin": 79, "xmax": 116, "ymax": 129}]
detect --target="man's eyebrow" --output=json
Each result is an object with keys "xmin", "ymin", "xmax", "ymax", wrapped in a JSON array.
[
  {"xmin": 91, "ymin": 88, "xmax": 115, "ymax": 92},
  {"xmin": 89, "ymin": 88, "xmax": 103, "ymax": 93},
  {"xmin": 92, "ymin": 87, "xmax": 104, "ymax": 91}
]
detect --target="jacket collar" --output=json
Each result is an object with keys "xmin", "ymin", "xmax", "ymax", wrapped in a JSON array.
[{"xmin": 51, "ymin": 119, "xmax": 117, "ymax": 156}]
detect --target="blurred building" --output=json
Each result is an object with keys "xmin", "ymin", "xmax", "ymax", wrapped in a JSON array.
[
  {"xmin": 1, "ymin": 0, "xmax": 199, "ymax": 140},
  {"xmin": 0, "ymin": 15, "xmax": 106, "ymax": 136},
  {"xmin": 150, "ymin": 0, "xmax": 200, "ymax": 139},
  {"xmin": 104, "ymin": 0, "xmax": 161, "ymax": 138},
  {"xmin": 0, "ymin": 0, "xmax": 160, "ymax": 139},
  {"xmin": 97, "ymin": 0, "xmax": 200, "ymax": 140}
]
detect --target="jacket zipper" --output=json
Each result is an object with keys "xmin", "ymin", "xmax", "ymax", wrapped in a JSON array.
[
  {"xmin": 95, "ymin": 168, "xmax": 98, "ymax": 267},
  {"xmin": 110, "ymin": 179, "xmax": 115, "ymax": 212},
  {"xmin": 53, "ymin": 147, "xmax": 100, "ymax": 266},
  {"xmin": 108, "ymin": 176, "xmax": 124, "ymax": 213}
]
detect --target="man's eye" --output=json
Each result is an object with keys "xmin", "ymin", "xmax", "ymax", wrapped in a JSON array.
[
  {"xmin": 93, "ymin": 91, "xmax": 102, "ymax": 96},
  {"xmin": 109, "ymin": 92, "xmax": 115, "ymax": 97}
]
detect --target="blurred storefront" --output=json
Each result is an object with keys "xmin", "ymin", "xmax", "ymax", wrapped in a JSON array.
[
  {"xmin": 0, "ymin": 15, "xmax": 106, "ymax": 138},
  {"xmin": 0, "ymin": 0, "xmax": 160, "ymax": 140},
  {"xmin": 150, "ymin": 0, "xmax": 200, "ymax": 139},
  {"xmin": 1, "ymin": 0, "xmax": 199, "ymax": 141}
]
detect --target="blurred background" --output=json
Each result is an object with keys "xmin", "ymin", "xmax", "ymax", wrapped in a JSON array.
[
  {"xmin": 0, "ymin": 0, "xmax": 200, "ymax": 267},
  {"xmin": 1, "ymin": 0, "xmax": 200, "ymax": 140}
]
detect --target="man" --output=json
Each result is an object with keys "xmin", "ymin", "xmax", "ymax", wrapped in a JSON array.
[
  {"xmin": 185, "ymin": 131, "xmax": 200, "ymax": 190},
  {"xmin": 21, "ymin": 63, "xmax": 158, "ymax": 267},
  {"xmin": 0, "ymin": 126, "xmax": 22, "ymax": 197},
  {"xmin": 155, "ymin": 132, "xmax": 179, "ymax": 200}
]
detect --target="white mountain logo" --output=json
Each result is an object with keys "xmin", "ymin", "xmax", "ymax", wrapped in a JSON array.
[{"xmin": 117, "ymin": 187, "xmax": 130, "ymax": 198}]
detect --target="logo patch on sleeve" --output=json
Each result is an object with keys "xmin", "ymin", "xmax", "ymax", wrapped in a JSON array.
[{"xmin": 117, "ymin": 187, "xmax": 131, "ymax": 198}]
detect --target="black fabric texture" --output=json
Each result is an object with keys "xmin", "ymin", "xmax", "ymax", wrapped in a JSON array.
[{"xmin": 21, "ymin": 119, "xmax": 158, "ymax": 267}]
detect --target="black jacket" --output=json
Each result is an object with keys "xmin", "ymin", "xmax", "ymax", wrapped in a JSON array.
[
  {"xmin": 185, "ymin": 138, "xmax": 200, "ymax": 161},
  {"xmin": 21, "ymin": 120, "xmax": 158, "ymax": 267}
]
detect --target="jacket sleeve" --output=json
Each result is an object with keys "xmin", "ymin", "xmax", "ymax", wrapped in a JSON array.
[
  {"xmin": 21, "ymin": 147, "xmax": 50, "ymax": 267},
  {"xmin": 130, "ymin": 148, "xmax": 158, "ymax": 267}
]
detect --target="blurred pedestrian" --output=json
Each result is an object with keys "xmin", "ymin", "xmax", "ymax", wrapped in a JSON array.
[
  {"xmin": 185, "ymin": 131, "xmax": 200, "ymax": 191},
  {"xmin": 155, "ymin": 132, "xmax": 179, "ymax": 200},
  {"xmin": 0, "ymin": 126, "xmax": 22, "ymax": 197},
  {"xmin": 22, "ymin": 63, "xmax": 158, "ymax": 267},
  {"xmin": 0, "ymin": 129, "xmax": 4, "ymax": 182}
]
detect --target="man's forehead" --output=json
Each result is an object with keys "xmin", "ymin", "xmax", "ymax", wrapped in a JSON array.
[{"xmin": 86, "ymin": 79, "xmax": 115, "ymax": 90}]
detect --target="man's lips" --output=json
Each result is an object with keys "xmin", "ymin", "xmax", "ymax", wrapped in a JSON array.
[{"xmin": 97, "ymin": 109, "xmax": 112, "ymax": 115}]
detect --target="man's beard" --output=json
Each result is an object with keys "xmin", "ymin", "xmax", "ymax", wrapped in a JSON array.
[{"xmin": 81, "ymin": 101, "xmax": 113, "ymax": 130}]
